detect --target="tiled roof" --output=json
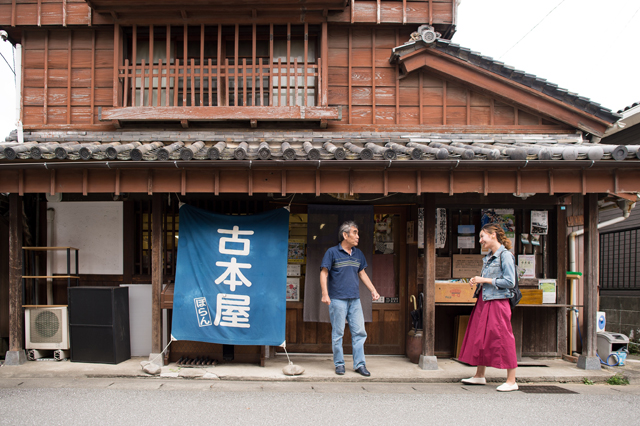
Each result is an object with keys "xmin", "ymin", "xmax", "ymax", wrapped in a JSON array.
[
  {"xmin": 2, "ymin": 130, "xmax": 639, "ymax": 162},
  {"xmin": 619, "ymin": 102, "xmax": 640, "ymax": 114},
  {"xmin": 390, "ymin": 38, "xmax": 621, "ymax": 125}
]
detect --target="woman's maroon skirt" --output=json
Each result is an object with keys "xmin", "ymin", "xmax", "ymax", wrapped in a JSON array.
[{"xmin": 458, "ymin": 289, "xmax": 517, "ymax": 369}]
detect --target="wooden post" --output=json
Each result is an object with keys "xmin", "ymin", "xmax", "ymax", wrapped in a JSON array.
[
  {"xmin": 419, "ymin": 193, "xmax": 438, "ymax": 370},
  {"xmin": 6, "ymin": 193, "xmax": 25, "ymax": 365},
  {"xmin": 150, "ymin": 193, "xmax": 164, "ymax": 365},
  {"xmin": 556, "ymin": 205, "xmax": 568, "ymax": 356},
  {"xmin": 578, "ymin": 193, "xmax": 600, "ymax": 370}
]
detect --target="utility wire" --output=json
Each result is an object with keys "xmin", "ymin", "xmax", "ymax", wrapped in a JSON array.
[
  {"xmin": 622, "ymin": 5, "xmax": 640, "ymax": 32},
  {"xmin": 0, "ymin": 50, "xmax": 15, "ymax": 77},
  {"xmin": 498, "ymin": 0, "xmax": 567, "ymax": 60}
]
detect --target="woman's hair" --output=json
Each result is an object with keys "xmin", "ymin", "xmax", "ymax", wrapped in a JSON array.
[{"xmin": 481, "ymin": 223, "xmax": 512, "ymax": 250}]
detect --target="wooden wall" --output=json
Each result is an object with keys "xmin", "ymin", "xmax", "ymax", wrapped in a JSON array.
[
  {"xmin": 17, "ymin": 21, "xmax": 568, "ymax": 131},
  {"xmin": 0, "ymin": 0, "xmax": 111, "ymax": 27},
  {"xmin": 22, "ymin": 28, "xmax": 114, "ymax": 128},
  {"xmin": 327, "ymin": 25, "xmax": 563, "ymax": 130},
  {"xmin": 0, "ymin": 0, "xmax": 455, "ymax": 27}
]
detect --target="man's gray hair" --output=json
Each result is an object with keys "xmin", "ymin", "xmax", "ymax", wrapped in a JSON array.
[{"xmin": 338, "ymin": 221, "xmax": 358, "ymax": 241}]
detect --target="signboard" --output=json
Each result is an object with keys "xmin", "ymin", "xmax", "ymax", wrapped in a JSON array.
[{"xmin": 452, "ymin": 254, "xmax": 484, "ymax": 279}]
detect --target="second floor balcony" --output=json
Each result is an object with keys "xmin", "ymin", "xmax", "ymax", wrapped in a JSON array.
[{"xmin": 101, "ymin": 24, "xmax": 340, "ymax": 127}]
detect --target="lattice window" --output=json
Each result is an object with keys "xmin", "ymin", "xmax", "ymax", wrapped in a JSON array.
[
  {"xmin": 119, "ymin": 24, "xmax": 320, "ymax": 109},
  {"xmin": 600, "ymin": 228, "xmax": 640, "ymax": 291}
]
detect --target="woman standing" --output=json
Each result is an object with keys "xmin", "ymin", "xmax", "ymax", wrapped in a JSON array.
[{"xmin": 458, "ymin": 223, "xmax": 518, "ymax": 392}]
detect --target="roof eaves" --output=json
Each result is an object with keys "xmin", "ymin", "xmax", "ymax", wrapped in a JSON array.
[{"xmin": 429, "ymin": 38, "xmax": 621, "ymax": 125}]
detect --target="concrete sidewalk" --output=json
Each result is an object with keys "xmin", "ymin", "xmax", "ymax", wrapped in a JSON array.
[{"xmin": 2, "ymin": 353, "xmax": 639, "ymax": 384}]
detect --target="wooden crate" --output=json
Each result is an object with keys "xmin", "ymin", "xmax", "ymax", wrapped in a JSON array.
[
  {"xmin": 435, "ymin": 282, "xmax": 477, "ymax": 303},
  {"xmin": 520, "ymin": 288, "xmax": 543, "ymax": 305}
]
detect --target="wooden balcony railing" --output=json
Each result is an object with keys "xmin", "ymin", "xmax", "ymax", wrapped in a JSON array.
[
  {"xmin": 101, "ymin": 23, "xmax": 340, "ymax": 125},
  {"xmin": 119, "ymin": 57, "xmax": 321, "ymax": 108}
]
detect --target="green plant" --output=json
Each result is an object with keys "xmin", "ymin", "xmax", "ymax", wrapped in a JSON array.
[
  {"xmin": 582, "ymin": 377, "xmax": 594, "ymax": 385},
  {"xmin": 606, "ymin": 373, "xmax": 629, "ymax": 386},
  {"xmin": 629, "ymin": 341, "xmax": 639, "ymax": 355}
]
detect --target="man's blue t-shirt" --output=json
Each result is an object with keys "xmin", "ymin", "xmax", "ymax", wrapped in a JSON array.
[{"xmin": 320, "ymin": 244, "xmax": 367, "ymax": 300}]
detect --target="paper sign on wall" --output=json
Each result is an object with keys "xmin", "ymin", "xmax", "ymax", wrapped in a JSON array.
[{"xmin": 518, "ymin": 255, "xmax": 536, "ymax": 278}]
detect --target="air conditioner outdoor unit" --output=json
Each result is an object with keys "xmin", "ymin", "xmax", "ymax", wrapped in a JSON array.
[{"xmin": 25, "ymin": 306, "xmax": 70, "ymax": 350}]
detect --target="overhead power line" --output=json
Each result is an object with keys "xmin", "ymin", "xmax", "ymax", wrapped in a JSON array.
[{"xmin": 498, "ymin": 0, "xmax": 567, "ymax": 60}]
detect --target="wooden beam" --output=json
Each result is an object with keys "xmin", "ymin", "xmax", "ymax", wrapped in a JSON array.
[
  {"xmin": 44, "ymin": 31, "xmax": 49, "ymax": 125},
  {"xmin": 421, "ymin": 193, "xmax": 437, "ymax": 369},
  {"xmin": 8, "ymin": 193, "xmax": 23, "ymax": 356},
  {"xmin": 556, "ymin": 204, "xmax": 568, "ymax": 356},
  {"xmin": 579, "ymin": 193, "xmax": 600, "ymax": 368},
  {"xmin": 100, "ymin": 106, "xmax": 341, "ymax": 121},
  {"xmin": 67, "ymin": 33, "xmax": 72, "ymax": 124},
  {"xmin": 151, "ymin": 193, "xmax": 163, "ymax": 356},
  {"xmin": 281, "ymin": 170, "xmax": 286, "ymax": 196}
]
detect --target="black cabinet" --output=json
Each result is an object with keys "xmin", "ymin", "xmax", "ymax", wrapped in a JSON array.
[{"xmin": 68, "ymin": 286, "xmax": 131, "ymax": 364}]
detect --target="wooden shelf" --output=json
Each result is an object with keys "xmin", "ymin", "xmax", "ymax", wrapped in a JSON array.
[
  {"xmin": 22, "ymin": 246, "xmax": 79, "ymax": 251},
  {"xmin": 436, "ymin": 303, "xmax": 582, "ymax": 307},
  {"xmin": 22, "ymin": 247, "xmax": 80, "ymax": 305},
  {"xmin": 22, "ymin": 276, "xmax": 80, "ymax": 279}
]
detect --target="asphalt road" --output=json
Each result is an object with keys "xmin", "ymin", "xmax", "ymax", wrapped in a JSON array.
[{"xmin": 1, "ymin": 379, "xmax": 639, "ymax": 425}]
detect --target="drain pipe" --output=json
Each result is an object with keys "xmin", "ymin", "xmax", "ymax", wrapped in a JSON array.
[
  {"xmin": 568, "ymin": 198, "xmax": 636, "ymax": 355},
  {"xmin": 15, "ymin": 42, "xmax": 23, "ymax": 144}
]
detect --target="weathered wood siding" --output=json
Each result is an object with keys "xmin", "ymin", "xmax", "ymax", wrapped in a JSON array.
[
  {"xmin": 0, "ymin": 0, "xmax": 456, "ymax": 27},
  {"xmin": 327, "ymin": 25, "xmax": 564, "ymax": 131},
  {"xmin": 17, "ymin": 21, "xmax": 568, "ymax": 131},
  {"xmin": 22, "ymin": 28, "xmax": 113, "ymax": 128},
  {"xmin": 328, "ymin": 0, "xmax": 456, "ymax": 25},
  {"xmin": 0, "ymin": 0, "xmax": 111, "ymax": 27}
]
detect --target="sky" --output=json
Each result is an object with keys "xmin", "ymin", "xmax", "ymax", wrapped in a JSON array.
[{"xmin": 0, "ymin": 0, "xmax": 638, "ymax": 139}]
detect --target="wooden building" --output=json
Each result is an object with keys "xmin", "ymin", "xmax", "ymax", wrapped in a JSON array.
[{"xmin": 0, "ymin": 0, "xmax": 637, "ymax": 369}]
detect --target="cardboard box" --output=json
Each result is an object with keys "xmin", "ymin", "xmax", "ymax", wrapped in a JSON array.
[
  {"xmin": 435, "ymin": 282, "xmax": 478, "ymax": 303},
  {"xmin": 520, "ymin": 288, "xmax": 543, "ymax": 305}
]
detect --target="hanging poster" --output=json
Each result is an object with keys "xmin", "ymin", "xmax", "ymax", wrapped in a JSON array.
[
  {"xmin": 436, "ymin": 208, "xmax": 447, "ymax": 249},
  {"xmin": 171, "ymin": 205, "xmax": 289, "ymax": 346},
  {"xmin": 531, "ymin": 211, "xmax": 549, "ymax": 235},
  {"xmin": 286, "ymin": 278, "xmax": 300, "ymax": 301},
  {"xmin": 481, "ymin": 209, "xmax": 515, "ymax": 254},
  {"xmin": 417, "ymin": 208, "xmax": 447, "ymax": 249}
]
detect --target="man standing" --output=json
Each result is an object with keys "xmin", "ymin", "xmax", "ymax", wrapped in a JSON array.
[{"xmin": 320, "ymin": 221, "xmax": 380, "ymax": 376}]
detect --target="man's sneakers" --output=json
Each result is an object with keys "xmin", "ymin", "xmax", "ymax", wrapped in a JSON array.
[
  {"xmin": 461, "ymin": 377, "xmax": 486, "ymax": 385},
  {"xmin": 355, "ymin": 366, "xmax": 371, "ymax": 377},
  {"xmin": 335, "ymin": 365, "xmax": 345, "ymax": 375}
]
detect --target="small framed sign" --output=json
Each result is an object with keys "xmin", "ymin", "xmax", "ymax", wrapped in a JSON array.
[
  {"xmin": 286, "ymin": 277, "xmax": 300, "ymax": 301},
  {"xmin": 287, "ymin": 263, "xmax": 301, "ymax": 277}
]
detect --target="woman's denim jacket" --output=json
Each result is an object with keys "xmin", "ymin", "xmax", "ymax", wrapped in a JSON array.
[{"xmin": 478, "ymin": 245, "xmax": 516, "ymax": 302}]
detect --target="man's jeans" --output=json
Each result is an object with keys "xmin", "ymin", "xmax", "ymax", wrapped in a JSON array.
[{"xmin": 329, "ymin": 298, "xmax": 367, "ymax": 369}]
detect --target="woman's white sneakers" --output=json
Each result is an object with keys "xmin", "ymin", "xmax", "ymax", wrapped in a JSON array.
[
  {"xmin": 461, "ymin": 378, "xmax": 518, "ymax": 391},
  {"xmin": 461, "ymin": 377, "xmax": 487, "ymax": 385},
  {"xmin": 496, "ymin": 382, "xmax": 519, "ymax": 392}
]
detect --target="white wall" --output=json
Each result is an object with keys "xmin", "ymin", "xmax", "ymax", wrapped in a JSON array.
[{"xmin": 47, "ymin": 201, "xmax": 123, "ymax": 275}]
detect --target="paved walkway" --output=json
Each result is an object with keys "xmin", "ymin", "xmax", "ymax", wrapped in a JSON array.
[{"xmin": 2, "ymin": 353, "xmax": 639, "ymax": 384}]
